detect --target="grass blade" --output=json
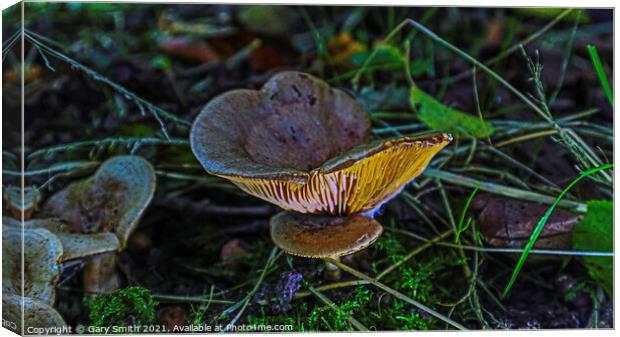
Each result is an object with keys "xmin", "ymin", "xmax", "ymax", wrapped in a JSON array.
[
  {"xmin": 424, "ymin": 168, "xmax": 586, "ymax": 213},
  {"xmin": 326, "ymin": 257, "xmax": 467, "ymax": 330},
  {"xmin": 307, "ymin": 285, "xmax": 369, "ymax": 331},
  {"xmin": 586, "ymin": 44, "xmax": 613, "ymax": 107},
  {"xmin": 502, "ymin": 163, "xmax": 613, "ymax": 296},
  {"xmin": 455, "ymin": 185, "xmax": 479, "ymax": 243}
]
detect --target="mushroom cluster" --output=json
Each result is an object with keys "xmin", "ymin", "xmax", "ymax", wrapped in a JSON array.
[
  {"xmin": 2, "ymin": 155, "xmax": 155, "ymax": 332},
  {"xmin": 191, "ymin": 71, "xmax": 450, "ymax": 265}
]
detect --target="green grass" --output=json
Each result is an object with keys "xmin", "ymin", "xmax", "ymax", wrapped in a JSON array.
[
  {"xmin": 587, "ymin": 44, "xmax": 614, "ymax": 107},
  {"xmin": 503, "ymin": 163, "xmax": 614, "ymax": 296},
  {"xmin": 85, "ymin": 286, "xmax": 158, "ymax": 327}
]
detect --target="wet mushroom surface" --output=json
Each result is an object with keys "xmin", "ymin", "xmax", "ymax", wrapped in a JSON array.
[{"xmin": 2, "ymin": 226, "xmax": 63, "ymax": 304}]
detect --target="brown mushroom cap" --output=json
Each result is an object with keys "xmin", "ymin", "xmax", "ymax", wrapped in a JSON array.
[
  {"xmin": 40, "ymin": 155, "xmax": 155, "ymax": 248},
  {"xmin": 2, "ymin": 294, "xmax": 67, "ymax": 334},
  {"xmin": 270, "ymin": 211, "xmax": 383, "ymax": 258},
  {"xmin": 191, "ymin": 71, "xmax": 371, "ymax": 178},
  {"xmin": 4, "ymin": 217, "xmax": 121, "ymax": 260},
  {"xmin": 2, "ymin": 227, "xmax": 63, "ymax": 304},
  {"xmin": 191, "ymin": 71, "xmax": 451, "ymax": 214}
]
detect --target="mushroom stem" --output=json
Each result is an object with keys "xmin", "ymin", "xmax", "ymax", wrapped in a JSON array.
[
  {"xmin": 324, "ymin": 257, "xmax": 341, "ymax": 281},
  {"xmin": 83, "ymin": 253, "xmax": 120, "ymax": 296}
]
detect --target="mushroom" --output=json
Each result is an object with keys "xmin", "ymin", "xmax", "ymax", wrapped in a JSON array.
[
  {"xmin": 270, "ymin": 211, "xmax": 383, "ymax": 279},
  {"xmin": 191, "ymin": 71, "xmax": 450, "ymax": 277},
  {"xmin": 3, "ymin": 185, "xmax": 41, "ymax": 220},
  {"xmin": 270, "ymin": 212, "xmax": 383, "ymax": 258},
  {"xmin": 40, "ymin": 155, "xmax": 156, "ymax": 248},
  {"xmin": 190, "ymin": 71, "xmax": 451, "ymax": 216},
  {"xmin": 37, "ymin": 155, "xmax": 156, "ymax": 294},
  {"xmin": 3, "ymin": 217, "xmax": 120, "ymax": 260},
  {"xmin": 2, "ymin": 293, "xmax": 67, "ymax": 334},
  {"xmin": 2, "ymin": 226, "xmax": 63, "ymax": 304}
]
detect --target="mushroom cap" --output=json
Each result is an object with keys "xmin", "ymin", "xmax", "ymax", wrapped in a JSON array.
[
  {"xmin": 191, "ymin": 71, "xmax": 451, "ymax": 214},
  {"xmin": 2, "ymin": 294, "xmax": 67, "ymax": 334},
  {"xmin": 54, "ymin": 232, "xmax": 121, "ymax": 260},
  {"xmin": 269, "ymin": 211, "xmax": 383, "ymax": 258},
  {"xmin": 191, "ymin": 71, "xmax": 371, "ymax": 178},
  {"xmin": 2, "ymin": 226, "xmax": 63, "ymax": 304},
  {"xmin": 4, "ymin": 217, "xmax": 121, "ymax": 260},
  {"xmin": 40, "ymin": 155, "xmax": 156, "ymax": 248}
]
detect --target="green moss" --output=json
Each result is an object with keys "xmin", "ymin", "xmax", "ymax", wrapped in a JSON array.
[{"xmin": 84, "ymin": 286, "xmax": 158, "ymax": 328}]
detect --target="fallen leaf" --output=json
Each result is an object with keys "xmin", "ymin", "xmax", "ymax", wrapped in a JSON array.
[
  {"xmin": 472, "ymin": 194, "xmax": 580, "ymax": 250},
  {"xmin": 410, "ymin": 85, "xmax": 494, "ymax": 139}
]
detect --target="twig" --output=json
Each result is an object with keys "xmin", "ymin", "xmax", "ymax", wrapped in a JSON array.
[
  {"xmin": 376, "ymin": 230, "xmax": 453, "ymax": 280},
  {"xmin": 307, "ymin": 285, "xmax": 369, "ymax": 331},
  {"xmin": 220, "ymin": 247, "xmax": 281, "ymax": 330},
  {"xmin": 2, "ymin": 161, "xmax": 99, "ymax": 177},
  {"xmin": 435, "ymin": 179, "xmax": 472, "ymax": 278},
  {"xmin": 424, "ymin": 168, "xmax": 586, "ymax": 213},
  {"xmin": 390, "ymin": 228, "xmax": 613, "ymax": 257},
  {"xmin": 27, "ymin": 137, "xmax": 188, "ymax": 161},
  {"xmin": 294, "ymin": 280, "xmax": 370, "ymax": 299},
  {"xmin": 495, "ymin": 129, "xmax": 559, "ymax": 147},
  {"xmin": 325, "ymin": 257, "xmax": 467, "ymax": 330},
  {"xmin": 153, "ymin": 294, "xmax": 235, "ymax": 305},
  {"xmin": 24, "ymin": 30, "xmax": 190, "ymax": 137}
]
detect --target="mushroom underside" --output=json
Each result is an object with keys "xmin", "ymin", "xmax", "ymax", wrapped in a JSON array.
[
  {"xmin": 228, "ymin": 134, "xmax": 452, "ymax": 214},
  {"xmin": 270, "ymin": 211, "xmax": 383, "ymax": 258}
]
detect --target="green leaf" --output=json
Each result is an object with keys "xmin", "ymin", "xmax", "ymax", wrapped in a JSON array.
[
  {"xmin": 573, "ymin": 200, "xmax": 613, "ymax": 296},
  {"xmin": 409, "ymin": 85, "xmax": 494, "ymax": 139},
  {"xmin": 351, "ymin": 44, "xmax": 404, "ymax": 68}
]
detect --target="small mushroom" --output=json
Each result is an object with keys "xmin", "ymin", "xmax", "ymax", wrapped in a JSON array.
[
  {"xmin": 37, "ymin": 155, "xmax": 155, "ymax": 295},
  {"xmin": 472, "ymin": 194, "xmax": 581, "ymax": 250},
  {"xmin": 2, "ymin": 227, "xmax": 63, "ymax": 304},
  {"xmin": 191, "ymin": 71, "xmax": 451, "ymax": 215},
  {"xmin": 270, "ymin": 211, "xmax": 383, "ymax": 279},
  {"xmin": 2, "ymin": 294, "xmax": 67, "ymax": 334},
  {"xmin": 270, "ymin": 211, "xmax": 383, "ymax": 258},
  {"xmin": 40, "ymin": 155, "xmax": 156, "ymax": 248},
  {"xmin": 2, "ymin": 185, "xmax": 41, "ymax": 220}
]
